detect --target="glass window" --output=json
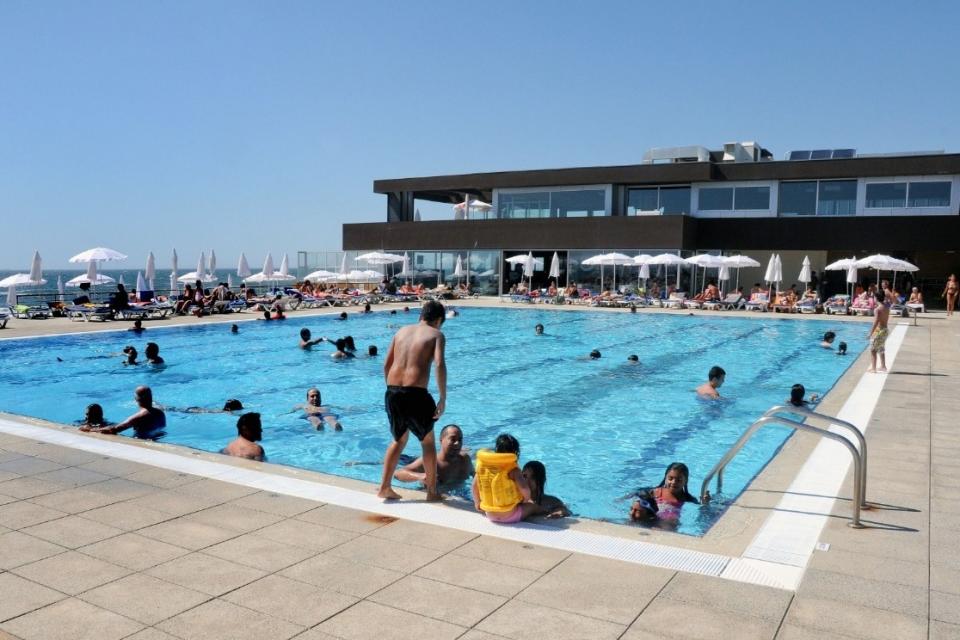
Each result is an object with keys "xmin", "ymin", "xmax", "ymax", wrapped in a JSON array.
[
  {"xmin": 908, "ymin": 181, "xmax": 951, "ymax": 207},
  {"xmin": 552, "ymin": 189, "xmax": 606, "ymax": 217},
  {"xmin": 698, "ymin": 187, "xmax": 733, "ymax": 211},
  {"xmin": 626, "ymin": 188, "xmax": 659, "ymax": 213},
  {"xmin": 659, "ymin": 187, "xmax": 691, "ymax": 214},
  {"xmin": 778, "ymin": 181, "xmax": 817, "ymax": 216},
  {"xmin": 734, "ymin": 186, "xmax": 770, "ymax": 210},
  {"xmin": 497, "ymin": 192, "xmax": 550, "ymax": 219},
  {"xmin": 817, "ymin": 180, "xmax": 857, "ymax": 215},
  {"xmin": 865, "ymin": 183, "xmax": 906, "ymax": 208}
]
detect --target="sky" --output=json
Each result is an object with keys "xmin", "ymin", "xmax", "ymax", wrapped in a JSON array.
[{"xmin": 1, "ymin": 1, "xmax": 958, "ymax": 270}]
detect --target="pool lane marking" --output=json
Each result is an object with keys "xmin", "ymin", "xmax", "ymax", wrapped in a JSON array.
[
  {"xmin": 733, "ymin": 322, "xmax": 907, "ymax": 573},
  {"xmin": 0, "ymin": 416, "xmax": 802, "ymax": 586}
]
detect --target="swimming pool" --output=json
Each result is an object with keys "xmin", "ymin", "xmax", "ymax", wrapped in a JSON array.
[{"xmin": 0, "ymin": 308, "xmax": 859, "ymax": 535}]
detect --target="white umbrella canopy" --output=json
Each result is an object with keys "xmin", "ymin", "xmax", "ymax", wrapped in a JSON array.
[
  {"xmin": 177, "ymin": 271, "xmax": 217, "ymax": 284},
  {"xmin": 824, "ymin": 256, "xmax": 859, "ymax": 271},
  {"xmin": 763, "ymin": 254, "xmax": 778, "ymax": 284},
  {"xmin": 5, "ymin": 284, "xmax": 14, "ymax": 307},
  {"xmin": 549, "ymin": 251, "xmax": 560, "ymax": 283},
  {"xmin": 583, "ymin": 252, "xmax": 634, "ymax": 291},
  {"xmin": 722, "ymin": 254, "xmax": 760, "ymax": 291},
  {"xmin": 196, "ymin": 252, "xmax": 207, "ymax": 282},
  {"xmin": 169, "ymin": 271, "xmax": 178, "ymax": 294},
  {"xmin": 208, "ymin": 250, "xmax": 217, "ymax": 274},
  {"xmin": 505, "ymin": 254, "xmax": 532, "ymax": 265},
  {"xmin": 118, "ymin": 274, "xmax": 126, "ymax": 287},
  {"xmin": 68, "ymin": 247, "xmax": 128, "ymax": 263},
  {"xmin": 338, "ymin": 254, "xmax": 347, "ymax": 275},
  {"xmin": 453, "ymin": 198, "xmax": 492, "ymax": 210},
  {"xmin": 356, "ymin": 252, "xmax": 405, "ymax": 265},
  {"xmin": 304, "ymin": 270, "xmax": 337, "ymax": 281},
  {"xmin": 685, "ymin": 254, "xmax": 727, "ymax": 268},
  {"xmin": 774, "ymin": 254, "xmax": 783, "ymax": 285},
  {"xmin": 453, "ymin": 255, "xmax": 464, "ymax": 278},
  {"xmin": 798, "ymin": 255, "xmax": 812, "ymax": 285},
  {"xmin": 647, "ymin": 253, "xmax": 689, "ymax": 292},
  {"xmin": 57, "ymin": 274, "xmax": 64, "ymax": 297},
  {"xmin": 0, "ymin": 273, "xmax": 48, "ymax": 287},
  {"xmin": 67, "ymin": 273, "xmax": 115, "ymax": 286},
  {"xmin": 135, "ymin": 271, "xmax": 147, "ymax": 296},
  {"xmin": 237, "ymin": 252, "xmax": 252, "ymax": 278},
  {"xmin": 718, "ymin": 265, "xmax": 730, "ymax": 282},
  {"xmin": 278, "ymin": 253, "xmax": 291, "ymax": 278},
  {"xmin": 29, "ymin": 251, "xmax": 42, "ymax": 283}
]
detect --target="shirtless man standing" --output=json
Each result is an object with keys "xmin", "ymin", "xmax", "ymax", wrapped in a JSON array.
[
  {"xmin": 394, "ymin": 424, "xmax": 472, "ymax": 487},
  {"xmin": 696, "ymin": 366, "xmax": 725, "ymax": 399},
  {"xmin": 378, "ymin": 300, "xmax": 447, "ymax": 500},
  {"xmin": 868, "ymin": 299, "xmax": 890, "ymax": 373}
]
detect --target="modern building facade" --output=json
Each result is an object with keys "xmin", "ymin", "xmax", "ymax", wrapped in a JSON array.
[{"xmin": 340, "ymin": 143, "xmax": 960, "ymax": 297}]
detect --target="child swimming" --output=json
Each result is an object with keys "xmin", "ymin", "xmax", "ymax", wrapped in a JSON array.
[
  {"xmin": 472, "ymin": 433, "xmax": 539, "ymax": 524},
  {"xmin": 629, "ymin": 462, "xmax": 706, "ymax": 526}
]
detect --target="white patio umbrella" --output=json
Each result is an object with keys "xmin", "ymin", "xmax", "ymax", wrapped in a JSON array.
[
  {"xmin": 57, "ymin": 274, "xmax": 64, "ymax": 300},
  {"xmin": 647, "ymin": 253, "xmax": 689, "ymax": 293},
  {"xmin": 722, "ymin": 254, "xmax": 761, "ymax": 291},
  {"xmin": 522, "ymin": 252, "xmax": 535, "ymax": 290},
  {"xmin": 177, "ymin": 271, "xmax": 217, "ymax": 284},
  {"xmin": 227, "ymin": 273, "xmax": 235, "ymax": 289},
  {"xmin": 414, "ymin": 209, "xmax": 421, "ymax": 222},
  {"xmin": 453, "ymin": 255, "xmax": 464, "ymax": 285},
  {"xmin": 5, "ymin": 284, "xmax": 14, "ymax": 307},
  {"xmin": 824, "ymin": 256, "xmax": 859, "ymax": 271},
  {"xmin": 718, "ymin": 265, "xmax": 730, "ymax": 293},
  {"xmin": 548, "ymin": 251, "xmax": 561, "ymax": 286},
  {"xmin": 633, "ymin": 254, "xmax": 653, "ymax": 291},
  {"xmin": 118, "ymin": 274, "xmax": 126, "ymax": 287},
  {"xmin": 171, "ymin": 249, "xmax": 178, "ymax": 290},
  {"xmin": 774, "ymin": 254, "xmax": 783, "ymax": 289},
  {"xmin": 338, "ymin": 254, "xmax": 347, "ymax": 276},
  {"xmin": 583, "ymin": 252, "xmax": 634, "ymax": 291},
  {"xmin": 304, "ymin": 270, "xmax": 337, "ymax": 281},
  {"xmin": 846, "ymin": 264, "xmax": 858, "ymax": 297},
  {"xmin": 237, "ymin": 252, "xmax": 252, "ymax": 279},
  {"xmin": 208, "ymin": 250, "xmax": 217, "ymax": 276},
  {"xmin": 196, "ymin": 252, "xmax": 207, "ymax": 283},
  {"xmin": 29, "ymin": 251, "xmax": 43, "ymax": 283},
  {"xmin": 505, "ymin": 254, "xmax": 532, "ymax": 265},
  {"xmin": 453, "ymin": 198, "xmax": 492, "ymax": 220},
  {"xmin": 0, "ymin": 273, "xmax": 48, "ymax": 287},
  {"xmin": 146, "ymin": 252, "xmax": 156, "ymax": 290},
  {"xmin": 356, "ymin": 252, "xmax": 405, "ymax": 265},
  {"xmin": 397, "ymin": 252, "xmax": 413, "ymax": 279},
  {"xmin": 67, "ymin": 273, "xmax": 115, "ymax": 287},
  {"xmin": 685, "ymin": 254, "xmax": 727, "ymax": 293},
  {"xmin": 855, "ymin": 254, "xmax": 918, "ymax": 286},
  {"xmin": 278, "ymin": 253, "xmax": 291, "ymax": 278},
  {"xmin": 763, "ymin": 254, "xmax": 780, "ymax": 298},
  {"xmin": 68, "ymin": 247, "xmax": 128, "ymax": 264},
  {"xmin": 135, "ymin": 271, "xmax": 147, "ymax": 298},
  {"xmin": 798, "ymin": 256, "xmax": 812, "ymax": 287}
]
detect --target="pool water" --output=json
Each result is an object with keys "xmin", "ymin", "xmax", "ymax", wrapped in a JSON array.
[{"xmin": 0, "ymin": 308, "xmax": 859, "ymax": 535}]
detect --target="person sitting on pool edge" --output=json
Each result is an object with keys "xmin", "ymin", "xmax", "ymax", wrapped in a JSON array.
[
  {"xmin": 788, "ymin": 383, "xmax": 819, "ymax": 408},
  {"xmin": 80, "ymin": 385, "xmax": 166, "ymax": 440},
  {"xmin": 395, "ymin": 424, "xmax": 472, "ymax": 488},
  {"xmin": 696, "ymin": 365, "xmax": 725, "ymax": 399},
  {"xmin": 821, "ymin": 331, "xmax": 836, "ymax": 349},
  {"xmin": 290, "ymin": 388, "xmax": 342, "ymax": 430},
  {"xmin": 472, "ymin": 433, "xmax": 539, "ymax": 524},
  {"xmin": 76, "ymin": 403, "xmax": 111, "ymax": 429},
  {"xmin": 222, "ymin": 412, "xmax": 265, "ymax": 461}
]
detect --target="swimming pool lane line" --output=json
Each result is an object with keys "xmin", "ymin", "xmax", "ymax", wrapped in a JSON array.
[
  {"xmin": 729, "ymin": 322, "xmax": 908, "ymax": 576},
  {"xmin": 0, "ymin": 325, "xmax": 902, "ymax": 592}
]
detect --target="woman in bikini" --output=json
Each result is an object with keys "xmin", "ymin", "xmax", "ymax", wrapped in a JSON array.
[{"xmin": 942, "ymin": 274, "xmax": 958, "ymax": 317}]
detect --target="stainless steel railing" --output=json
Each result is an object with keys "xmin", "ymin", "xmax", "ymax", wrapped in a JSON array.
[{"xmin": 699, "ymin": 405, "xmax": 869, "ymax": 528}]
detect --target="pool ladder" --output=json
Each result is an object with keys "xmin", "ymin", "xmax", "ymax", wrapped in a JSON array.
[{"xmin": 699, "ymin": 405, "xmax": 870, "ymax": 529}]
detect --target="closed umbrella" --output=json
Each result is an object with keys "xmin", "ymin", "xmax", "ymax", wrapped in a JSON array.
[
  {"xmin": 135, "ymin": 271, "xmax": 147, "ymax": 299},
  {"xmin": 397, "ymin": 252, "xmax": 413, "ymax": 280},
  {"xmin": 763, "ymin": 254, "xmax": 777, "ymax": 286},
  {"xmin": 523, "ymin": 252, "xmax": 535, "ymax": 290},
  {"xmin": 29, "ymin": 251, "xmax": 43, "ymax": 283},
  {"xmin": 57, "ymin": 274, "xmax": 64, "ymax": 300},
  {"xmin": 196, "ymin": 252, "xmax": 207, "ymax": 284},
  {"xmin": 146, "ymin": 252, "xmax": 156, "ymax": 290},
  {"xmin": 549, "ymin": 251, "xmax": 560, "ymax": 286},
  {"xmin": 453, "ymin": 255, "xmax": 464, "ymax": 285},
  {"xmin": 237, "ymin": 252, "xmax": 252, "ymax": 279},
  {"xmin": 227, "ymin": 273, "xmax": 235, "ymax": 290},
  {"xmin": 774, "ymin": 254, "xmax": 783, "ymax": 287},
  {"xmin": 718, "ymin": 265, "xmax": 730, "ymax": 292},
  {"xmin": 798, "ymin": 255, "xmax": 812, "ymax": 286},
  {"xmin": 278, "ymin": 253, "xmax": 291, "ymax": 278},
  {"xmin": 5, "ymin": 283, "xmax": 14, "ymax": 308},
  {"xmin": 634, "ymin": 254, "xmax": 653, "ymax": 291},
  {"xmin": 118, "ymin": 274, "xmax": 126, "ymax": 288},
  {"xmin": 338, "ymin": 254, "xmax": 347, "ymax": 276},
  {"xmin": 171, "ymin": 249, "xmax": 178, "ymax": 291},
  {"xmin": 846, "ymin": 264, "xmax": 858, "ymax": 298}
]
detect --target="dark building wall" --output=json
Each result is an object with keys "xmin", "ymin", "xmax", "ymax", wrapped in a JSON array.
[
  {"xmin": 343, "ymin": 216, "xmax": 696, "ymax": 251},
  {"xmin": 344, "ymin": 214, "xmax": 960, "ymax": 253}
]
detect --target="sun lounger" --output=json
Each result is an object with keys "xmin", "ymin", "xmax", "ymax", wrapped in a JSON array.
[
  {"xmin": 824, "ymin": 294, "xmax": 850, "ymax": 315},
  {"xmin": 662, "ymin": 292, "xmax": 687, "ymax": 309},
  {"xmin": 704, "ymin": 293, "xmax": 743, "ymax": 311},
  {"xmin": 744, "ymin": 293, "xmax": 769, "ymax": 312},
  {"xmin": 67, "ymin": 304, "xmax": 113, "ymax": 322},
  {"xmin": 13, "ymin": 303, "xmax": 52, "ymax": 319},
  {"xmin": 797, "ymin": 296, "xmax": 820, "ymax": 314},
  {"xmin": 0, "ymin": 307, "xmax": 10, "ymax": 329}
]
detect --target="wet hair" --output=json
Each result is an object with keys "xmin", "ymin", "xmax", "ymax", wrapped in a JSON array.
[
  {"xmin": 790, "ymin": 384, "xmax": 806, "ymax": 407},
  {"xmin": 134, "ymin": 386, "xmax": 152, "ymax": 406},
  {"xmin": 630, "ymin": 304, "xmax": 637, "ymax": 313},
  {"xmin": 627, "ymin": 354, "xmax": 639, "ymax": 362},
  {"xmin": 85, "ymin": 403, "xmax": 105, "ymax": 425},
  {"xmin": 522, "ymin": 461, "xmax": 547, "ymax": 504},
  {"xmin": 144, "ymin": 342, "xmax": 160, "ymax": 358},
  {"xmin": 223, "ymin": 399, "xmax": 243, "ymax": 411},
  {"xmin": 230, "ymin": 324, "xmax": 239, "ymax": 333},
  {"xmin": 420, "ymin": 300, "xmax": 446, "ymax": 323},
  {"xmin": 307, "ymin": 388, "xmax": 322, "ymax": 403},
  {"xmin": 263, "ymin": 310, "xmax": 271, "ymax": 320},
  {"xmin": 133, "ymin": 319, "xmax": 142, "ymax": 328},
  {"xmin": 237, "ymin": 412, "xmax": 261, "ymax": 438},
  {"xmin": 300, "ymin": 328, "xmax": 311, "ymax": 340},
  {"xmin": 837, "ymin": 341, "xmax": 848, "ymax": 355},
  {"xmin": 494, "ymin": 433, "xmax": 520, "ymax": 455},
  {"xmin": 367, "ymin": 345, "xmax": 378, "ymax": 356},
  {"xmin": 363, "ymin": 303, "xmax": 371, "ymax": 312},
  {"xmin": 344, "ymin": 336, "xmax": 357, "ymax": 352},
  {"xmin": 123, "ymin": 346, "xmax": 138, "ymax": 363},
  {"xmin": 440, "ymin": 424, "xmax": 462, "ymax": 439},
  {"xmin": 334, "ymin": 338, "xmax": 346, "ymax": 352},
  {"xmin": 339, "ymin": 311, "xmax": 347, "ymax": 320},
  {"xmin": 630, "ymin": 488, "xmax": 659, "ymax": 522},
  {"xmin": 657, "ymin": 462, "xmax": 699, "ymax": 503},
  {"xmin": 534, "ymin": 323, "xmax": 544, "ymax": 334},
  {"xmin": 823, "ymin": 331, "xmax": 836, "ymax": 343},
  {"xmin": 708, "ymin": 365, "xmax": 725, "ymax": 381},
  {"xmin": 390, "ymin": 309, "xmax": 397, "ymax": 315},
  {"xmin": 589, "ymin": 349, "xmax": 601, "ymax": 359}
]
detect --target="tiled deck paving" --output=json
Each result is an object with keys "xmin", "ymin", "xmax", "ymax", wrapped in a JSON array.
[{"xmin": 0, "ymin": 304, "xmax": 957, "ymax": 639}]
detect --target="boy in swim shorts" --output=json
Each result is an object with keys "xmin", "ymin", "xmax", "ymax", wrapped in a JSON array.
[
  {"xmin": 377, "ymin": 301, "xmax": 447, "ymax": 501},
  {"xmin": 868, "ymin": 300, "xmax": 890, "ymax": 373}
]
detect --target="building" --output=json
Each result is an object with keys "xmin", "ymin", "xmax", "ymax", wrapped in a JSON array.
[{"xmin": 339, "ymin": 142, "xmax": 960, "ymax": 297}]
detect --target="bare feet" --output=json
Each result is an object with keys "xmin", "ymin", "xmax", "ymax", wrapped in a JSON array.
[
  {"xmin": 867, "ymin": 367, "xmax": 876, "ymax": 373},
  {"xmin": 425, "ymin": 492, "xmax": 444, "ymax": 502},
  {"xmin": 377, "ymin": 488, "xmax": 402, "ymax": 500},
  {"xmin": 877, "ymin": 367, "xmax": 887, "ymax": 372}
]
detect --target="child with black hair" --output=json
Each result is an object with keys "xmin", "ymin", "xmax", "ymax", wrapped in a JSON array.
[
  {"xmin": 122, "ymin": 346, "xmax": 138, "ymax": 365},
  {"xmin": 472, "ymin": 433, "xmax": 539, "ymax": 524},
  {"xmin": 788, "ymin": 383, "xmax": 819, "ymax": 407},
  {"xmin": 76, "ymin": 403, "xmax": 111, "ymax": 429},
  {"xmin": 837, "ymin": 341, "xmax": 848, "ymax": 356},
  {"xmin": 522, "ymin": 461, "xmax": 570, "ymax": 519},
  {"xmin": 649, "ymin": 462, "xmax": 706, "ymax": 525}
]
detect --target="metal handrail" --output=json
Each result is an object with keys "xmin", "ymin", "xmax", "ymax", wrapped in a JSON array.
[
  {"xmin": 700, "ymin": 414, "xmax": 866, "ymax": 528},
  {"xmin": 761, "ymin": 405, "xmax": 869, "ymax": 508}
]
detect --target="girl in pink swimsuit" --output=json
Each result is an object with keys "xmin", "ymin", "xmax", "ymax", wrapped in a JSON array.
[{"xmin": 651, "ymin": 462, "xmax": 703, "ymax": 525}]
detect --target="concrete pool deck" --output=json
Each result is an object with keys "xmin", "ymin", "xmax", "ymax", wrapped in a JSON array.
[{"xmin": 0, "ymin": 302, "xmax": 957, "ymax": 639}]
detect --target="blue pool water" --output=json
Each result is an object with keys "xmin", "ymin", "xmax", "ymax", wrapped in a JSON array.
[{"xmin": 0, "ymin": 308, "xmax": 860, "ymax": 535}]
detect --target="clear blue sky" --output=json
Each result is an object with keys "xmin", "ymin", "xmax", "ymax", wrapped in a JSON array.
[{"xmin": 2, "ymin": 0, "xmax": 957, "ymax": 269}]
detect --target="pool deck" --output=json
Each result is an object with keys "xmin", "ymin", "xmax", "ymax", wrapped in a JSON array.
[{"xmin": 0, "ymin": 302, "xmax": 958, "ymax": 639}]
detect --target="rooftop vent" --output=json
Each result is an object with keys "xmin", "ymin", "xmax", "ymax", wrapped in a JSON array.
[{"xmin": 642, "ymin": 145, "xmax": 711, "ymax": 164}]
